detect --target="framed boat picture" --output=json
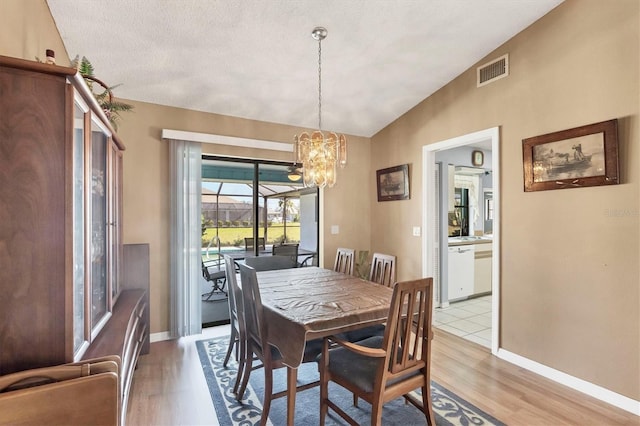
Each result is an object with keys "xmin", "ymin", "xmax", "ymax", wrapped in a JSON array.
[
  {"xmin": 377, "ymin": 164, "xmax": 410, "ymax": 201},
  {"xmin": 522, "ymin": 119, "xmax": 619, "ymax": 192}
]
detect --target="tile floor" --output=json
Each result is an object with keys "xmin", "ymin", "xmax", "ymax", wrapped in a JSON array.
[{"xmin": 433, "ymin": 295, "xmax": 492, "ymax": 348}]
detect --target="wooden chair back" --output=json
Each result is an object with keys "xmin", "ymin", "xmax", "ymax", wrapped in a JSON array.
[
  {"xmin": 223, "ymin": 255, "xmax": 241, "ymax": 330},
  {"xmin": 245, "ymin": 255, "xmax": 296, "ymax": 271},
  {"xmin": 272, "ymin": 243, "xmax": 299, "ymax": 266},
  {"xmin": 333, "ymin": 247, "xmax": 355, "ymax": 275},
  {"xmin": 368, "ymin": 253, "xmax": 396, "ymax": 287},
  {"xmin": 238, "ymin": 263, "xmax": 269, "ymax": 358},
  {"xmin": 244, "ymin": 237, "xmax": 266, "ymax": 251},
  {"xmin": 237, "ymin": 263, "xmax": 321, "ymax": 424},
  {"xmin": 383, "ymin": 278, "xmax": 433, "ymax": 378},
  {"xmin": 223, "ymin": 254, "xmax": 249, "ymax": 392},
  {"xmin": 319, "ymin": 277, "xmax": 436, "ymax": 425}
]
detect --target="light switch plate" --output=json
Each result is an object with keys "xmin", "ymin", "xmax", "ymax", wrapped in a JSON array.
[
  {"xmin": 412, "ymin": 226, "xmax": 421, "ymax": 237},
  {"xmin": 331, "ymin": 225, "xmax": 340, "ymax": 235}
]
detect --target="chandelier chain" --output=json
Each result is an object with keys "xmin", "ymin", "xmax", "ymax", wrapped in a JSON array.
[
  {"xmin": 317, "ymin": 36, "xmax": 322, "ymax": 131},
  {"xmin": 292, "ymin": 26, "xmax": 346, "ymax": 188}
]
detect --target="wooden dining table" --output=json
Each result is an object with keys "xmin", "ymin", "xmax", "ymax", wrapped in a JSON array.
[{"xmin": 254, "ymin": 267, "xmax": 393, "ymax": 426}]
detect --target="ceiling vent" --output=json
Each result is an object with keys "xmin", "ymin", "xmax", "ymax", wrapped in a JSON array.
[{"xmin": 477, "ymin": 54, "xmax": 509, "ymax": 87}]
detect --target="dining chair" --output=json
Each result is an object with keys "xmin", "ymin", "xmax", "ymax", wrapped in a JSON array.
[
  {"xmin": 333, "ymin": 247, "xmax": 355, "ymax": 275},
  {"xmin": 237, "ymin": 263, "xmax": 322, "ymax": 425},
  {"xmin": 245, "ymin": 255, "xmax": 296, "ymax": 271},
  {"xmin": 342, "ymin": 252, "xmax": 397, "ymax": 341},
  {"xmin": 368, "ymin": 252, "xmax": 397, "ymax": 287},
  {"xmin": 318, "ymin": 277, "xmax": 436, "ymax": 426},
  {"xmin": 272, "ymin": 243, "xmax": 299, "ymax": 267},
  {"xmin": 244, "ymin": 237, "xmax": 266, "ymax": 252},
  {"xmin": 221, "ymin": 255, "xmax": 247, "ymax": 395}
]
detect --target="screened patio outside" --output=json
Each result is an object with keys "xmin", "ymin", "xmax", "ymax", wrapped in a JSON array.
[{"xmin": 201, "ymin": 158, "xmax": 319, "ymax": 260}]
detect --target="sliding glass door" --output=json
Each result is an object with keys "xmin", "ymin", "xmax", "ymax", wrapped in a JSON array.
[{"xmin": 201, "ymin": 156, "xmax": 318, "ymax": 261}]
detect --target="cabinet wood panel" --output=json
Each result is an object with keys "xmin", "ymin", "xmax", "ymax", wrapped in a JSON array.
[
  {"xmin": 0, "ymin": 55, "xmax": 149, "ymax": 426},
  {"xmin": 0, "ymin": 65, "xmax": 70, "ymax": 374},
  {"xmin": 0, "ymin": 55, "xmax": 129, "ymax": 375}
]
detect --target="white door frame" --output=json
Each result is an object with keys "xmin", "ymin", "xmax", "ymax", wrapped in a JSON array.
[{"xmin": 422, "ymin": 127, "xmax": 500, "ymax": 354}]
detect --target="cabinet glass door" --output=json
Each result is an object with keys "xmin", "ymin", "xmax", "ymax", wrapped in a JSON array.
[
  {"xmin": 90, "ymin": 117, "xmax": 110, "ymax": 336},
  {"xmin": 73, "ymin": 97, "xmax": 88, "ymax": 355}
]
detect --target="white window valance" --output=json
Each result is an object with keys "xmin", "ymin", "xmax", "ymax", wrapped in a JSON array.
[{"xmin": 162, "ymin": 129, "xmax": 292, "ymax": 152}]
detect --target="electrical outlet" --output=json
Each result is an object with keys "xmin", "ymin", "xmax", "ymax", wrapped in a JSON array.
[
  {"xmin": 412, "ymin": 226, "xmax": 421, "ymax": 237},
  {"xmin": 331, "ymin": 225, "xmax": 339, "ymax": 235}
]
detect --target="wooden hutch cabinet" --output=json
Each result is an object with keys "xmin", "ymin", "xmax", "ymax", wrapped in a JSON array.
[{"xmin": 0, "ymin": 55, "xmax": 148, "ymax": 423}]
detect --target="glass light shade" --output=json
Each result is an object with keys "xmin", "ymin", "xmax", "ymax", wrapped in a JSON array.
[
  {"xmin": 339, "ymin": 134, "xmax": 347, "ymax": 168},
  {"xmin": 294, "ymin": 27, "xmax": 347, "ymax": 188},
  {"xmin": 295, "ymin": 130, "xmax": 345, "ymax": 189},
  {"xmin": 287, "ymin": 164, "xmax": 302, "ymax": 182},
  {"xmin": 288, "ymin": 173, "xmax": 302, "ymax": 182}
]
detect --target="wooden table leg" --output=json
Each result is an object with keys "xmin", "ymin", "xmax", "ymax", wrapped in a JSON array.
[{"xmin": 286, "ymin": 367, "xmax": 297, "ymax": 426}]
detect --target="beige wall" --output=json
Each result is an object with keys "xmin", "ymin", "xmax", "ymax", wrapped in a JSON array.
[
  {"xmin": 371, "ymin": 0, "xmax": 639, "ymax": 400},
  {"xmin": 2, "ymin": 0, "xmax": 638, "ymax": 403},
  {"xmin": 114, "ymin": 100, "xmax": 371, "ymax": 334},
  {"xmin": 0, "ymin": 0, "xmax": 69, "ymax": 64},
  {"xmin": 0, "ymin": 0, "xmax": 372, "ymax": 338}
]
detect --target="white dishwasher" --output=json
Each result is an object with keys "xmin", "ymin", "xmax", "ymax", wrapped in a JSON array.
[{"xmin": 448, "ymin": 245, "xmax": 475, "ymax": 301}]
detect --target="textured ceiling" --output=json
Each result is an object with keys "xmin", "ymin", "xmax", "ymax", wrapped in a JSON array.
[{"xmin": 47, "ymin": 0, "xmax": 563, "ymax": 138}]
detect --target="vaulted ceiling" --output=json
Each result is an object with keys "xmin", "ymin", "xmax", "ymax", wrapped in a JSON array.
[{"xmin": 48, "ymin": 0, "xmax": 563, "ymax": 138}]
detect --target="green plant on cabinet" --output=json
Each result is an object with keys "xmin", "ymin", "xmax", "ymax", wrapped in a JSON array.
[{"xmin": 71, "ymin": 55, "xmax": 134, "ymax": 129}]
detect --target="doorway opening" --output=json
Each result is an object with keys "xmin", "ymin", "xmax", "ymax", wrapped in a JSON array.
[
  {"xmin": 199, "ymin": 156, "xmax": 319, "ymax": 328},
  {"xmin": 422, "ymin": 127, "xmax": 500, "ymax": 354}
]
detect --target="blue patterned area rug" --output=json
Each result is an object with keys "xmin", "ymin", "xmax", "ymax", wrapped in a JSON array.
[{"xmin": 196, "ymin": 336, "xmax": 505, "ymax": 426}]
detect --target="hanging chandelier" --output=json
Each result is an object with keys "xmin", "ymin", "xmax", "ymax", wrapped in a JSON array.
[{"xmin": 293, "ymin": 26, "xmax": 347, "ymax": 188}]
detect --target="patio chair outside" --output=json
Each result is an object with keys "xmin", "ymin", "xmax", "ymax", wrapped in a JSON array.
[{"xmin": 244, "ymin": 237, "xmax": 266, "ymax": 252}]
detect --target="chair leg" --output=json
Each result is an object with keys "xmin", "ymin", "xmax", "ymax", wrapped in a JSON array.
[
  {"xmin": 234, "ymin": 332, "xmax": 240, "ymax": 362},
  {"xmin": 422, "ymin": 384, "xmax": 436, "ymax": 425},
  {"xmin": 371, "ymin": 398, "xmax": 384, "ymax": 426},
  {"xmin": 233, "ymin": 333, "xmax": 248, "ymax": 393},
  {"xmin": 223, "ymin": 327, "xmax": 238, "ymax": 367},
  {"xmin": 260, "ymin": 364, "xmax": 273, "ymax": 426},
  {"xmin": 319, "ymin": 340, "xmax": 329, "ymax": 426},
  {"xmin": 236, "ymin": 350, "xmax": 253, "ymax": 401},
  {"xmin": 233, "ymin": 334, "xmax": 247, "ymax": 395}
]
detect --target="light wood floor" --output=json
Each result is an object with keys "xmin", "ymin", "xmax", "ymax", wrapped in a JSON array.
[{"xmin": 126, "ymin": 326, "xmax": 638, "ymax": 426}]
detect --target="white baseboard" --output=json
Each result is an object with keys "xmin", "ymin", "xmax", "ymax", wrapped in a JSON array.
[
  {"xmin": 497, "ymin": 348, "xmax": 640, "ymax": 417},
  {"xmin": 150, "ymin": 331, "xmax": 172, "ymax": 343}
]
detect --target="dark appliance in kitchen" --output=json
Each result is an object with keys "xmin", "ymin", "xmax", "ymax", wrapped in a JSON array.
[{"xmin": 449, "ymin": 188, "xmax": 469, "ymax": 237}]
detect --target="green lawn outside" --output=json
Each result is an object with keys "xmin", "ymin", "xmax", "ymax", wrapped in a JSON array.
[{"xmin": 202, "ymin": 225, "xmax": 301, "ymax": 248}]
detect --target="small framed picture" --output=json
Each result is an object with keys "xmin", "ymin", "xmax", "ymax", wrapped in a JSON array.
[
  {"xmin": 522, "ymin": 119, "xmax": 619, "ymax": 192},
  {"xmin": 376, "ymin": 164, "xmax": 410, "ymax": 201},
  {"xmin": 472, "ymin": 150, "xmax": 484, "ymax": 166}
]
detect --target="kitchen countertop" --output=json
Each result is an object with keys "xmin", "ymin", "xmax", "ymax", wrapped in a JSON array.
[{"xmin": 448, "ymin": 236, "xmax": 493, "ymax": 246}]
